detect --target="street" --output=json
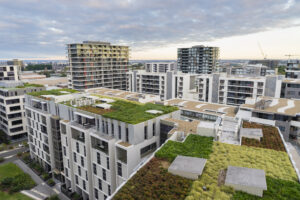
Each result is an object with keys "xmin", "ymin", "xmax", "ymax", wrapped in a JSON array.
[{"xmin": 0, "ymin": 147, "xmax": 28, "ymax": 164}]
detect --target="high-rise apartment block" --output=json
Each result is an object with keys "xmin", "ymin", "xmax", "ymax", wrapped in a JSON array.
[
  {"xmin": 67, "ymin": 41, "xmax": 129, "ymax": 90},
  {"xmin": 0, "ymin": 81, "xmax": 45, "ymax": 140},
  {"xmin": 177, "ymin": 45, "xmax": 219, "ymax": 74},
  {"xmin": 25, "ymin": 88, "xmax": 179, "ymax": 200}
]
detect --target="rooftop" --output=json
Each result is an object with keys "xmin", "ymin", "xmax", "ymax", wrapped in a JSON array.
[
  {"xmin": 241, "ymin": 96, "xmax": 300, "ymax": 116},
  {"xmin": 114, "ymin": 122, "xmax": 299, "ymax": 200},
  {"xmin": 166, "ymin": 99, "xmax": 237, "ymax": 117},
  {"xmin": 29, "ymin": 88, "xmax": 178, "ymax": 124},
  {"xmin": 0, "ymin": 82, "xmax": 44, "ymax": 90}
]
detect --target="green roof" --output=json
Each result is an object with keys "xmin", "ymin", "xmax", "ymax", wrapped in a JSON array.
[{"xmin": 28, "ymin": 88, "xmax": 79, "ymax": 97}]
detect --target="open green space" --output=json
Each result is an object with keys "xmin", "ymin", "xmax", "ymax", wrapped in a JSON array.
[
  {"xmin": 0, "ymin": 163, "xmax": 35, "ymax": 199},
  {"xmin": 16, "ymin": 83, "xmax": 44, "ymax": 88},
  {"xmin": 155, "ymin": 134, "xmax": 214, "ymax": 162}
]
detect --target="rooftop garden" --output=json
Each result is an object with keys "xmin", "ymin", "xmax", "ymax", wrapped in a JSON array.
[
  {"xmin": 101, "ymin": 100, "xmax": 178, "ymax": 124},
  {"xmin": 28, "ymin": 88, "xmax": 79, "ymax": 98},
  {"xmin": 0, "ymin": 162, "xmax": 36, "ymax": 199},
  {"xmin": 186, "ymin": 142, "xmax": 298, "ymax": 200},
  {"xmin": 113, "ymin": 157, "xmax": 193, "ymax": 200},
  {"xmin": 16, "ymin": 83, "xmax": 44, "ymax": 88},
  {"xmin": 114, "ymin": 129, "xmax": 299, "ymax": 200},
  {"xmin": 242, "ymin": 121, "xmax": 285, "ymax": 151},
  {"xmin": 155, "ymin": 134, "xmax": 214, "ymax": 162}
]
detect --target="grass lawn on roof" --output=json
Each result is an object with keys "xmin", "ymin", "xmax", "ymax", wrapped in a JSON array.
[
  {"xmin": 28, "ymin": 88, "xmax": 78, "ymax": 97},
  {"xmin": 101, "ymin": 100, "xmax": 178, "ymax": 124},
  {"xmin": 16, "ymin": 83, "xmax": 44, "ymax": 88},
  {"xmin": 185, "ymin": 142, "xmax": 298, "ymax": 200},
  {"xmin": 155, "ymin": 134, "xmax": 214, "ymax": 162}
]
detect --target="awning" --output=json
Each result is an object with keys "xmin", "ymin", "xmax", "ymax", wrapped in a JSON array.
[{"xmin": 74, "ymin": 111, "xmax": 95, "ymax": 119}]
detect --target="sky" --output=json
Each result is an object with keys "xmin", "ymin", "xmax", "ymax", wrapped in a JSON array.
[{"xmin": 0, "ymin": 0, "xmax": 300, "ymax": 60}]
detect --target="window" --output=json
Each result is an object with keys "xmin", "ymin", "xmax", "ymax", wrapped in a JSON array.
[
  {"xmin": 83, "ymin": 180, "xmax": 86, "ymax": 190},
  {"xmin": 104, "ymin": 195, "xmax": 107, "ymax": 200},
  {"xmin": 94, "ymin": 188, "xmax": 98, "ymax": 199},
  {"xmin": 76, "ymin": 142, "xmax": 79, "ymax": 153},
  {"xmin": 111, "ymin": 123, "xmax": 114, "ymax": 137},
  {"xmin": 126, "ymin": 128, "xmax": 129, "ymax": 142},
  {"xmin": 78, "ymin": 166, "xmax": 81, "ymax": 176},
  {"xmin": 98, "ymin": 179, "xmax": 102, "ymax": 190},
  {"xmin": 65, "ymin": 168, "xmax": 68, "ymax": 177},
  {"xmin": 140, "ymin": 142, "xmax": 157, "ymax": 157},
  {"xmin": 117, "ymin": 162, "xmax": 122, "ymax": 176},
  {"xmin": 153, "ymin": 123, "xmax": 156, "ymax": 136},
  {"xmin": 108, "ymin": 185, "xmax": 111, "ymax": 195},
  {"xmin": 68, "ymin": 159, "xmax": 70, "ymax": 168},
  {"xmin": 102, "ymin": 169, "xmax": 106, "ymax": 181},
  {"xmin": 279, "ymin": 126, "xmax": 286, "ymax": 132},
  {"xmin": 84, "ymin": 146, "xmax": 86, "ymax": 156},
  {"xmin": 75, "ymin": 175, "xmax": 78, "ymax": 184},
  {"xmin": 93, "ymin": 163, "xmax": 97, "ymax": 175},
  {"xmin": 106, "ymin": 157, "xmax": 110, "ymax": 170},
  {"xmin": 118, "ymin": 125, "xmax": 121, "ymax": 139},
  {"xmin": 65, "ymin": 137, "xmax": 68, "ymax": 146},
  {"xmin": 86, "ymin": 171, "xmax": 88, "ymax": 181},
  {"xmin": 144, "ymin": 126, "xmax": 148, "ymax": 140},
  {"xmin": 63, "ymin": 147, "xmax": 66, "ymax": 156},
  {"xmin": 97, "ymin": 152, "xmax": 101, "ymax": 164},
  {"xmin": 81, "ymin": 156, "xmax": 84, "ymax": 167},
  {"xmin": 73, "ymin": 152, "xmax": 77, "ymax": 163}
]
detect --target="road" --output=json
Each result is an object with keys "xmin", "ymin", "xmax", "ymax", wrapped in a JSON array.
[{"xmin": 0, "ymin": 147, "xmax": 28, "ymax": 164}]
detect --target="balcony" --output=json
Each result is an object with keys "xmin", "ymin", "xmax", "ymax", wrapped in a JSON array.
[
  {"xmin": 91, "ymin": 136, "xmax": 109, "ymax": 154},
  {"xmin": 116, "ymin": 147, "xmax": 127, "ymax": 164},
  {"xmin": 71, "ymin": 128, "xmax": 85, "ymax": 143}
]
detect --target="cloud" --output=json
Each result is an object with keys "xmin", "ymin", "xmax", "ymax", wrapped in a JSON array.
[{"xmin": 0, "ymin": 0, "xmax": 299, "ymax": 59}]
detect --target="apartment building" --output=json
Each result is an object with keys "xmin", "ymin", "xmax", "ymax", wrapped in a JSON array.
[
  {"xmin": 196, "ymin": 73, "xmax": 282, "ymax": 106},
  {"xmin": 25, "ymin": 88, "xmax": 179, "ymax": 200},
  {"xmin": 145, "ymin": 62, "xmax": 177, "ymax": 73},
  {"xmin": 281, "ymin": 79, "xmax": 300, "ymax": 99},
  {"xmin": 127, "ymin": 70, "xmax": 197, "ymax": 100},
  {"xmin": 237, "ymin": 96, "xmax": 300, "ymax": 145},
  {"xmin": 285, "ymin": 60, "xmax": 300, "ymax": 79},
  {"xmin": 67, "ymin": 41, "xmax": 129, "ymax": 90},
  {"xmin": 177, "ymin": 45, "xmax": 219, "ymax": 74},
  {"xmin": 0, "ymin": 65, "xmax": 19, "ymax": 81},
  {"xmin": 0, "ymin": 81, "xmax": 45, "ymax": 140},
  {"xmin": 219, "ymin": 64, "xmax": 275, "ymax": 77}
]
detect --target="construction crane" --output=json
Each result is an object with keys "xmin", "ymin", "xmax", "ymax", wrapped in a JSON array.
[
  {"xmin": 285, "ymin": 54, "xmax": 300, "ymax": 59},
  {"xmin": 257, "ymin": 42, "xmax": 267, "ymax": 60}
]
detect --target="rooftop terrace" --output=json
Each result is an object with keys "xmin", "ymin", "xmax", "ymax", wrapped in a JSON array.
[
  {"xmin": 113, "ymin": 122, "xmax": 300, "ymax": 200},
  {"xmin": 0, "ymin": 82, "xmax": 44, "ymax": 90}
]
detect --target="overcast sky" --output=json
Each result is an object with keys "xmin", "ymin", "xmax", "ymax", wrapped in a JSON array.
[{"xmin": 0, "ymin": 0, "xmax": 300, "ymax": 60}]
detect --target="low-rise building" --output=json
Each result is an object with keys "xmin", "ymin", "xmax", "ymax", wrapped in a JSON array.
[
  {"xmin": 0, "ymin": 81, "xmax": 45, "ymax": 140},
  {"xmin": 237, "ymin": 96, "xmax": 300, "ymax": 144},
  {"xmin": 145, "ymin": 62, "xmax": 177, "ymax": 73},
  {"xmin": 0, "ymin": 65, "xmax": 19, "ymax": 81}
]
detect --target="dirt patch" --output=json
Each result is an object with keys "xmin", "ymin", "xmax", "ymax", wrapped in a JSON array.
[
  {"xmin": 218, "ymin": 169, "xmax": 227, "ymax": 186},
  {"xmin": 77, "ymin": 105, "xmax": 113, "ymax": 115},
  {"xmin": 160, "ymin": 160, "xmax": 171, "ymax": 169}
]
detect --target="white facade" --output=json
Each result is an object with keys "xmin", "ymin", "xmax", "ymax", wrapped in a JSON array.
[
  {"xmin": 0, "ymin": 83, "xmax": 44, "ymax": 140},
  {"xmin": 0, "ymin": 65, "xmax": 19, "ymax": 81},
  {"xmin": 25, "ymin": 90, "xmax": 180, "ymax": 200},
  {"xmin": 127, "ymin": 70, "xmax": 196, "ymax": 100},
  {"xmin": 145, "ymin": 62, "xmax": 177, "ymax": 73}
]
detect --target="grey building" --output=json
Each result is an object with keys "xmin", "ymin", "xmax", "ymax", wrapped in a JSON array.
[
  {"xmin": 67, "ymin": 41, "xmax": 129, "ymax": 90},
  {"xmin": 177, "ymin": 45, "xmax": 219, "ymax": 74}
]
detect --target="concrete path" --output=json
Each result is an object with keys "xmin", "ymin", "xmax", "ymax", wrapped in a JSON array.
[
  {"xmin": 14, "ymin": 159, "xmax": 70, "ymax": 200},
  {"xmin": 287, "ymin": 143, "xmax": 300, "ymax": 180}
]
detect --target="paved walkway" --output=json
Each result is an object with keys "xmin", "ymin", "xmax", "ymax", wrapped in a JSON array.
[{"xmin": 14, "ymin": 159, "xmax": 70, "ymax": 200}]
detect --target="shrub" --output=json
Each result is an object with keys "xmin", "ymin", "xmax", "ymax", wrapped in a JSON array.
[
  {"xmin": 113, "ymin": 158, "xmax": 192, "ymax": 200},
  {"xmin": 47, "ymin": 179, "xmax": 55, "ymax": 186},
  {"xmin": 0, "ymin": 173, "xmax": 35, "ymax": 193},
  {"xmin": 41, "ymin": 173, "xmax": 51, "ymax": 181},
  {"xmin": 155, "ymin": 134, "xmax": 214, "ymax": 162},
  {"xmin": 0, "ymin": 177, "xmax": 13, "ymax": 190},
  {"xmin": 0, "ymin": 158, "xmax": 4, "ymax": 163},
  {"xmin": 17, "ymin": 152, "xmax": 22, "ymax": 157},
  {"xmin": 48, "ymin": 195, "xmax": 60, "ymax": 200},
  {"xmin": 8, "ymin": 146, "xmax": 14, "ymax": 150}
]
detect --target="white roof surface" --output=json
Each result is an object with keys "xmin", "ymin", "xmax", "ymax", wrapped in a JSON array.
[{"xmin": 168, "ymin": 155, "xmax": 207, "ymax": 175}]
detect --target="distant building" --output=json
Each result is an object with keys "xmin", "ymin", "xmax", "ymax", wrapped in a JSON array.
[
  {"xmin": 145, "ymin": 62, "xmax": 177, "ymax": 73},
  {"xmin": 220, "ymin": 64, "xmax": 275, "ymax": 77},
  {"xmin": 177, "ymin": 45, "xmax": 219, "ymax": 74},
  {"xmin": 68, "ymin": 41, "xmax": 129, "ymax": 90},
  {"xmin": 0, "ymin": 81, "xmax": 45, "ymax": 140},
  {"xmin": 127, "ymin": 70, "xmax": 197, "ymax": 100},
  {"xmin": 248, "ymin": 59, "xmax": 279, "ymax": 69},
  {"xmin": 0, "ymin": 65, "xmax": 19, "ymax": 81},
  {"xmin": 285, "ymin": 60, "xmax": 300, "ymax": 79}
]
